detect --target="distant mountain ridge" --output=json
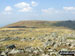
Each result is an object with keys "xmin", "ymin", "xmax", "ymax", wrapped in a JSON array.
[{"xmin": 4, "ymin": 20, "xmax": 75, "ymax": 30}]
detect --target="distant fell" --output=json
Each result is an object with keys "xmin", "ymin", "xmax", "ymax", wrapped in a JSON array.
[{"xmin": 4, "ymin": 20, "xmax": 75, "ymax": 30}]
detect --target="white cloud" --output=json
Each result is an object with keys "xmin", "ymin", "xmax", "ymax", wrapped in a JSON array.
[
  {"xmin": 42, "ymin": 8, "xmax": 58, "ymax": 14},
  {"xmin": 63, "ymin": 7, "xmax": 75, "ymax": 11},
  {"xmin": 41, "ymin": 7, "xmax": 75, "ymax": 20},
  {"xmin": 4, "ymin": 6, "xmax": 12, "ymax": 12},
  {"xmin": 2, "ymin": 1, "xmax": 38, "ymax": 13},
  {"xmin": 3, "ymin": 6, "xmax": 13, "ymax": 14},
  {"xmin": 14, "ymin": 2, "xmax": 30, "ymax": 8},
  {"xmin": 31, "ymin": 1, "xmax": 38, "ymax": 7},
  {"xmin": 18, "ymin": 7, "xmax": 32, "ymax": 12},
  {"xmin": 14, "ymin": 2, "xmax": 32, "ymax": 12}
]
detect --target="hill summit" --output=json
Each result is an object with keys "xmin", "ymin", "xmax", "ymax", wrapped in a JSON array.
[{"xmin": 4, "ymin": 20, "xmax": 75, "ymax": 30}]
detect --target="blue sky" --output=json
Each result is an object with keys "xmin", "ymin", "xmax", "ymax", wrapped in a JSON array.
[{"xmin": 0, "ymin": 0, "xmax": 75, "ymax": 27}]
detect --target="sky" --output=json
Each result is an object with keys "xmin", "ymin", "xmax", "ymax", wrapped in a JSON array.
[{"xmin": 0, "ymin": 0, "xmax": 75, "ymax": 27}]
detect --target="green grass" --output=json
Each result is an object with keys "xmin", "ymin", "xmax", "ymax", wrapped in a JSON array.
[{"xmin": 67, "ymin": 37, "xmax": 75, "ymax": 40}]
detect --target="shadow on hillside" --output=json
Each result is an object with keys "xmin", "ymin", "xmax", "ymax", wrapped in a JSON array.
[
  {"xmin": 52, "ymin": 20, "xmax": 75, "ymax": 30},
  {"xmin": 8, "ymin": 26, "xmax": 27, "ymax": 28},
  {"xmin": 7, "ymin": 26, "xmax": 37, "ymax": 28}
]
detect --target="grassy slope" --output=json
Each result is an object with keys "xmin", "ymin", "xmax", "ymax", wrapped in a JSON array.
[
  {"xmin": 3, "ymin": 20, "xmax": 75, "ymax": 30},
  {"xmin": 0, "ymin": 20, "xmax": 75, "ymax": 50},
  {"xmin": 4, "ymin": 21, "xmax": 56, "ymax": 28},
  {"xmin": 0, "ymin": 28, "xmax": 74, "ymax": 48}
]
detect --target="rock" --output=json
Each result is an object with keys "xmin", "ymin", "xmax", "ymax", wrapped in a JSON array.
[
  {"xmin": 33, "ymin": 50, "xmax": 39, "ymax": 54},
  {"xmin": 60, "ymin": 48, "xmax": 68, "ymax": 51},
  {"xmin": 21, "ymin": 38, "xmax": 34, "ymax": 42},
  {"xmin": 20, "ymin": 38, "xmax": 26, "ymax": 42},
  {"xmin": 12, "ymin": 37, "xmax": 20, "ymax": 40},
  {"xmin": 18, "ymin": 49, "xmax": 24, "ymax": 53},
  {"xmin": 24, "ymin": 46, "xmax": 33, "ymax": 53},
  {"xmin": 8, "ymin": 49, "xmax": 20, "ymax": 54},
  {"xmin": 0, "ymin": 52, "xmax": 7, "ymax": 56},
  {"xmin": 0, "ymin": 37, "xmax": 11, "ymax": 42},
  {"xmin": 6, "ymin": 44, "xmax": 16, "ymax": 49},
  {"xmin": 41, "ymin": 53, "xmax": 49, "ymax": 56}
]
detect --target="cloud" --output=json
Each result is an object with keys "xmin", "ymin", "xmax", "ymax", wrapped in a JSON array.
[
  {"xmin": 41, "ymin": 7, "xmax": 75, "ymax": 20},
  {"xmin": 18, "ymin": 7, "xmax": 32, "ymax": 12},
  {"xmin": 42, "ymin": 8, "xmax": 58, "ymax": 14},
  {"xmin": 41, "ymin": 8, "xmax": 60, "ymax": 20},
  {"xmin": 3, "ymin": 6, "xmax": 13, "ymax": 14},
  {"xmin": 31, "ymin": 1, "xmax": 38, "ymax": 7},
  {"xmin": 2, "ymin": 1, "xmax": 38, "ymax": 13},
  {"xmin": 14, "ymin": 2, "xmax": 32, "ymax": 12},
  {"xmin": 14, "ymin": 2, "xmax": 30, "ymax": 8},
  {"xmin": 42, "ymin": 7, "xmax": 75, "ymax": 15},
  {"xmin": 63, "ymin": 7, "xmax": 75, "ymax": 11},
  {"xmin": 4, "ymin": 6, "xmax": 12, "ymax": 12}
]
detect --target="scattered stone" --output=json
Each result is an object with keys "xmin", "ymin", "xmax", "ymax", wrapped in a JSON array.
[{"xmin": 6, "ymin": 45, "xmax": 16, "ymax": 49}]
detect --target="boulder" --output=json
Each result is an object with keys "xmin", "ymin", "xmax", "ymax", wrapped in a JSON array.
[
  {"xmin": 0, "ymin": 52, "xmax": 7, "ymax": 56},
  {"xmin": 6, "ymin": 45, "xmax": 16, "ymax": 49}
]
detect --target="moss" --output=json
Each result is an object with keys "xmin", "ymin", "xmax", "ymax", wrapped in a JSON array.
[
  {"xmin": 0, "ymin": 47, "xmax": 5, "ymax": 51},
  {"xmin": 67, "ymin": 37, "xmax": 75, "ymax": 40}
]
